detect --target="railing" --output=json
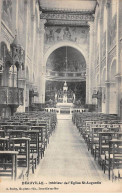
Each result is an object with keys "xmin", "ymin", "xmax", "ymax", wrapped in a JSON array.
[
  {"xmin": 45, "ymin": 107, "xmax": 87, "ymax": 114},
  {"xmin": 0, "ymin": 86, "xmax": 23, "ymax": 105},
  {"xmin": 46, "ymin": 69, "xmax": 86, "ymax": 81}
]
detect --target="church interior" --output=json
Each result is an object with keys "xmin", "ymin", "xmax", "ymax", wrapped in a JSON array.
[{"xmin": 0, "ymin": 0, "xmax": 122, "ymax": 190}]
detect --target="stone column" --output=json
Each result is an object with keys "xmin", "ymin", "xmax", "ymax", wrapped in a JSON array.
[
  {"xmin": 38, "ymin": 19, "xmax": 46, "ymax": 104},
  {"xmin": 17, "ymin": 0, "xmax": 28, "ymax": 112},
  {"xmin": 35, "ymin": 28, "xmax": 41, "ymax": 103},
  {"xmin": 85, "ymin": 67, "xmax": 89, "ymax": 104},
  {"xmin": 33, "ymin": 26, "xmax": 40, "ymax": 103},
  {"xmin": 0, "ymin": 0, "xmax": 2, "ymax": 38},
  {"xmin": 0, "ymin": 0, "xmax": 2, "ymax": 67},
  {"xmin": 88, "ymin": 21, "xmax": 95, "ymax": 104},
  {"xmin": 116, "ymin": 0, "xmax": 120, "ymax": 74},
  {"xmin": 105, "ymin": 0, "xmax": 110, "ymax": 114},
  {"xmin": 115, "ymin": 0, "xmax": 121, "ymax": 116},
  {"xmin": 97, "ymin": 16, "xmax": 103, "ymax": 112},
  {"xmin": 119, "ymin": 0, "xmax": 122, "ymax": 119},
  {"xmin": 31, "ymin": 14, "xmax": 36, "ymax": 84},
  {"xmin": 98, "ymin": 17, "xmax": 103, "ymax": 86}
]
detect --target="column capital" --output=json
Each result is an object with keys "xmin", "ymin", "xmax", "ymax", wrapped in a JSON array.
[
  {"xmin": 88, "ymin": 21, "xmax": 94, "ymax": 27},
  {"xmin": 88, "ymin": 21, "xmax": 95, "ymax": 34},
  {"xmin": 40, "ymin": 19, "xmax": 47, "ymax": 26},
  {"xmin": 105, "ymin": 80, "xmax": 116, "ymax": 86},
  {"xmin": 115, "ymin": 74, "xmax": 122, "ymax": 82},
  {"xmin": 39, "ymin": 19, "xmax": 47, "ymax": 34}
]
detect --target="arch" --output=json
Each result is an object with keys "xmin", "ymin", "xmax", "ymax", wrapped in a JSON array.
[
  {"xmin": 44, "ymin": 41, "xmax": 87, "ymax": 67},
  {"xmin": 46, "ymin": 46, "xmax": 86, "ymax": 72}
]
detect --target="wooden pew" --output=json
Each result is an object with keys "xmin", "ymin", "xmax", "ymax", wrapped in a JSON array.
[
  {"xmin": 7, "ymin": 130, "xmax": 39, "ymax": 174},
  {"xmin": 0, "ymin": 151, "xmax": 18, "ymax": 180},
  {"xmin": 111, "ymin": 139, "xmax": 122, "ymax": 181},
  {"xmin": 0, "ymin": 130, "xmax": 5, "ymax": 138},
  {"xmin": 9, "ymin": 137, "xmax": 30, "ymax": 178},
  {"xmin": 98, "ymin": 131, "xmax": 121, "ymax": 170},
  {"xmin": 0, "ymin": 138, "xmax": 9, "ymax": 150},
  {"xmin": 107, "ymin": 139, "xmax": 122, "ymax": 180},
  {"xmin": 88, "ymin": 124, "xmax": 121, "ymax": 156},
  {"xmin": 31, "ymin": 125, "xmax": 46, "ymax": 158},
  {"xmin": 0, "ymin": 111, "xmax": 57, "ymax": 181},
  {"xmin": 6, "ymin": 129, "xmax": 26, "ymax": 139},
  {"xmin": 88, "ymin": 126, "xmax": 104, "ymax": 154},
  {"xmin": 25, "ymin": 130, "xmax": 39, "ymax": 168}
]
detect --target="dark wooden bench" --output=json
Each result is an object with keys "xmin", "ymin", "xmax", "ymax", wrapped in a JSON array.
[
  {"xmin": 9, "ymin": 137, "xmax": 30, "ymax": 178},
  {"xmin": 31, "ymin": 125, "xmax": 46, "ymax": 158},
  {"xmin": 111, "ymin": 139, "xmax": 122, "ymax": 181},
  {"xmin": 0, "ymin": 151, "xmax": 18, "ymax": 180},
  {"xmin": 107, "ymin": 139, "xmax": 122, "ymax": 180},
  {"xmin": 98, "ymin": 132, "xmax": 121, "ymax": 170},
  {"xmin": 25, "ymin": 130, "xmax": 39, "ymax": 169},
  {"xmin": 0, "ymin": 130, "xmax": 5, "ymax": 138},
  {"xmin": 0, "ymin": 137, "xmax": 9, "ymax": 150}
]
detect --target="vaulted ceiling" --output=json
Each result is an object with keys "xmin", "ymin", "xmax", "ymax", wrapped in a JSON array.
[
  {"xmin": 40, "ymin": 0, "xmax": 97, "ymax": 12},
  {"xmin": 39, "ymin": 0, "xmax": 97, "ymax": 27}
]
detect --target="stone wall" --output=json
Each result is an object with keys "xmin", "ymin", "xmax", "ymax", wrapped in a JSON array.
[
  {"xmin": 0, "ymin": 0, "xmax": 41, "ymax": 115},
  {"xmin": 93, "ymin": 0, "xmax": 122, "ymax": 116}
]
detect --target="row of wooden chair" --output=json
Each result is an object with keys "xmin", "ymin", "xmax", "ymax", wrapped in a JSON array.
[
  {"xmin": 0, "ymin": 111, "xmax": 57, "ymax": 180},
  {"xmin": 73, "ymin": 112, "xmax": 122, "ymax": 181}
]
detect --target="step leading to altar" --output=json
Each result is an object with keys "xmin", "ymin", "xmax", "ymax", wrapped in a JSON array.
[
  {"xmin": 56, "ymin": 102, "xmax": 73, "ymax": 108},
  {"xmin": 57, "ymin": 114, "xmax": 72, "ymax": 120}
]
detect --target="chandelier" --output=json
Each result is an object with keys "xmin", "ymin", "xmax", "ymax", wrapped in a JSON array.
[{"xmin": 64, "ymin": 46, "xmax": 68, "ymax": 72}]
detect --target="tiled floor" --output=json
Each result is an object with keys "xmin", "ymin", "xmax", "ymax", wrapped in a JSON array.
[{"xmin": 33, "ymin": 118, "xmax": 109, "ymax": 182}]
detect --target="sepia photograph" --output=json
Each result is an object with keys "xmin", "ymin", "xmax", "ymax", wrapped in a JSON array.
[{"xmin": 0, "ymin": 0, "xmax": 122, "ymax": 193}]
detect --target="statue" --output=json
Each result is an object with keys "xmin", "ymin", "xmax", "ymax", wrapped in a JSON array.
[
  {"xmin": 63, "ymin": 27, "xmax": 71, "ymax": 40},
  {"xmin": 55, "ymin": 81, "xmax": 76, "ymax": 105},
  {"xmin": 63, "ymin": 81, "xmax": 68, "ymax": 92}
]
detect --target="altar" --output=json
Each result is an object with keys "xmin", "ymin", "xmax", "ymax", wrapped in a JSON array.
[{"xmin": 55, "ymin": 81, "xmax": 75, "ymax": 108}]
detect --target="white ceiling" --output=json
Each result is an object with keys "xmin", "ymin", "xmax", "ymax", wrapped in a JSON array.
[{"xmin": 40, "ymin": 0, "xmax": 97, "ymax": 12}]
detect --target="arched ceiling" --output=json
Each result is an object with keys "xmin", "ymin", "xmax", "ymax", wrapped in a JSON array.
[{"xmin": 47, "ymin": 46, "xmax": 86, "ymax": 72}]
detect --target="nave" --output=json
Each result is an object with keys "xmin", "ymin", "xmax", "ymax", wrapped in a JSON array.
[
  {"xmin": 31, "ymin": 118, "xmax": 108, "ymax": 181},
  {"xmin": 0, "ymin": 110, "xmax": 122, "ymax": 193}
]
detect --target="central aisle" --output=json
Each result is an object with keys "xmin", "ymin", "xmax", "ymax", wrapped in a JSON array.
[{"xmin": 33, "ymin": 118, "xmax": 108, "ymax": 181}]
